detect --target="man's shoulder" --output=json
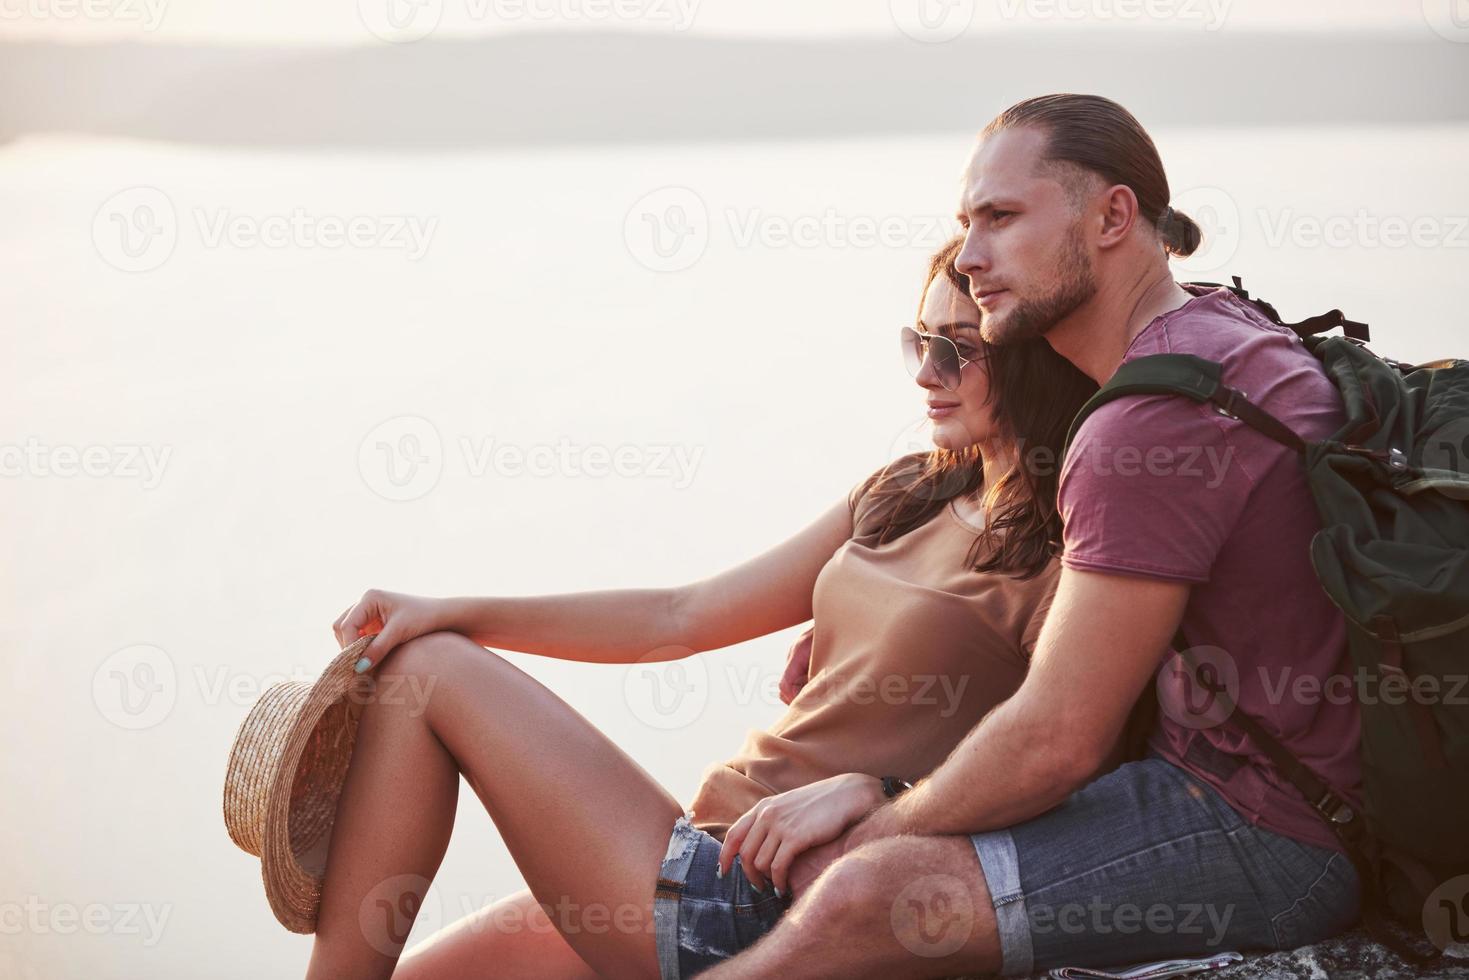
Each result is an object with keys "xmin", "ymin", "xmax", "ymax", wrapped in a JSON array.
[
  {"xmin": 1068, "ymin": 284, "xmax": 1335, "ymax": 460},
  {"xmin": 1127, "ymin": 284, "xmax": 1306, "ymax": 369},
  {"xmin": 1132, "ymin": 284, "xmax": 1329, "ymax": 388}
]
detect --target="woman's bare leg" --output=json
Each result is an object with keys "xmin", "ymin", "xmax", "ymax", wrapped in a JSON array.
[
  {"xmin": 393, "ymin": 889, "xmax": 600, "ymax": 980},
  {"xmin": 305, "ymin": 630, "xmax": 684, "ymax": 980}
]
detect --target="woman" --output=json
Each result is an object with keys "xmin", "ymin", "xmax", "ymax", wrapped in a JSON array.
[{"xmin": 308, "ymin": 236, "xmax": 1099, "ymax": 980}]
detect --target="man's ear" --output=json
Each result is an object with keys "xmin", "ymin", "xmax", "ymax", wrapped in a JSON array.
[{"xmin": 1095, "ymin": 183, "xmax": 1140, "ymax": 249}]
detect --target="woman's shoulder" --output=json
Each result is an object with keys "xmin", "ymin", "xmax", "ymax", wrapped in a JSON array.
[{"xmin": 846, "ymin": 451, "xmax": 933, "ymax": 524}]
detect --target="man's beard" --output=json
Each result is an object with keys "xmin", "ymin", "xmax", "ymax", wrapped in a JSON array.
[{"xmin": 980, "ymin": 223, "xmax": 1097, "ymax": 346}]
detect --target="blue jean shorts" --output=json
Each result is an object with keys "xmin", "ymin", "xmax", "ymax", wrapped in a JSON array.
[
  {"xmin": 652, "ymin": 811, "xmax": 792, "ymax": 979},
  {"xmin": 970, "ymin": 753, "xmax": 1362, "ymax": 976}
]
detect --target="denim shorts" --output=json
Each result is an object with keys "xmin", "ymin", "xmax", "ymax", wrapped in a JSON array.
[
  {"xmin": 970, "ymin": 752, "xmax": 1362, "ymax": 976},
  {"xmin": 653, "ymin": 811, "xmax": 792, "ymax": 979}
]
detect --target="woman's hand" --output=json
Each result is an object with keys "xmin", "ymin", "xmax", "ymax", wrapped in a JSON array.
[
  {"xmin": 717, "ymin": 773, "xmax": 885, "ymax": 897},
  {"xmin": 778, "ymin": 625, "xmax": 815, "ymax": 705},
  {"xmin": 332, "ymin": 589, "xmax": 451, "ymax": 672}
]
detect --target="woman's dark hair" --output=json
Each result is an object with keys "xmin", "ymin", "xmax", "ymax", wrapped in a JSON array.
[
  {"xmin": 983, "ymin": 93, "xmax": 1202, "ymax": 258},
  {"xmin": 849, "ymin": 236, "xmax": 1098, "ymax": 580}
]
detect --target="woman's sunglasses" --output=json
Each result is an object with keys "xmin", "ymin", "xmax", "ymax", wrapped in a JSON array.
[{"xmin": 900, "ymin": 325, "xmax": 979, "ymax": 392}]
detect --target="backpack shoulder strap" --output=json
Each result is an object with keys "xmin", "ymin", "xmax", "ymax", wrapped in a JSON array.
[{"xmin": 1062, "ymin": 353, "xmax": 1306, "ymax": 462}]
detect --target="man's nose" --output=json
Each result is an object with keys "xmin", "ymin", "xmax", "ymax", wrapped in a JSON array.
[{"xmin": 956, "ymin": 229, "xmax": 988, "ymax": 279}]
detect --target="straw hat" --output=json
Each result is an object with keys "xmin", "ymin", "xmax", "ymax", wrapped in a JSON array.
[{"xmin": 223, "ymin": 634, "xmax": 375, "ymax": 934}]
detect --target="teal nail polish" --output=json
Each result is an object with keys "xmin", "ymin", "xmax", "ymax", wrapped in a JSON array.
[
  {"xmin": 715, "ymin": 864, "xmax": 723, "ymax": 880},
  {"xmin": 774, "ymin": 886, "xmax": 783, "ymax": 899},
  {"xmin": 354, "ymin": 657, "xmax": 372, "ymax": 673}
]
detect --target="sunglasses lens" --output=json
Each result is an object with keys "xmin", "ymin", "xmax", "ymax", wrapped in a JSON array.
[
  {"xmin": 900, "ymin": 327, "xmax": 924, "ymax": 378},
  {"xmin": 929, "ymin": 335, "xmax": 961, "ymax": 390}
]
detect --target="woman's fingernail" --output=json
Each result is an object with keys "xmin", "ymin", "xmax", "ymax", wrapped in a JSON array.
[
  {"xmin": 774, "ymin": 886, "xmax": 783, "ymax": 899},
  {"xmin": 715, "ymin": 864, "xmax": 723, "ymax": 879},
  {"xmin": 354, "ymin": 657, "xmax": 372, "ymax": 673}
]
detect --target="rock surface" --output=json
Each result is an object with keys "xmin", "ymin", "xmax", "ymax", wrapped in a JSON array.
[{"xmin": 972, "ymin": 927, "xmax": 1469, "ymax": 979}]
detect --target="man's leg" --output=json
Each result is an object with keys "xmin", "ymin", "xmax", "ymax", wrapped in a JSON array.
[
  {"xmin": 701, "ymin": 833, "xmax": 1002, "ymax": 980},
  {"xmin": 706, "ymin": 755, "xmax": 1360, "ymax": 979}
]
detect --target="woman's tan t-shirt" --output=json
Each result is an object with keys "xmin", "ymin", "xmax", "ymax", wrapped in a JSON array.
[{"xmin": 687, "ymin": 480, "xmax": 1061, "ymax": 841}]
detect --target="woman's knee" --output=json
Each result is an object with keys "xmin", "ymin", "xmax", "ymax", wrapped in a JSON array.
[
  {"xmin": 380, "ymin": 630, "xmax": 490, "ymax": 680},
  {"xmin": 365, "ymin": 631, "xmax": 486, "ymax": 719}
]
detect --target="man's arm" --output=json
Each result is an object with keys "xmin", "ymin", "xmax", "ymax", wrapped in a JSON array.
[{"xmin": 845, "ymin": 565, "xmax": 1189, "ymax": 846}]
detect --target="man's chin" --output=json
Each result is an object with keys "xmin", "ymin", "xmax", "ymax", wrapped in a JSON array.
[{"xmin": 980, "ymin": 307, "xmax": 1054, "ymax": 346}]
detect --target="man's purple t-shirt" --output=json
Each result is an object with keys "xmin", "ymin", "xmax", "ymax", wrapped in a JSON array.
[{"xmin": 1058, "ymin": 283, "xmax": 1362, "ymax": 854}]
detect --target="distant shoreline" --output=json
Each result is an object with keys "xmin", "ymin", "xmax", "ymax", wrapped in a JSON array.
[{"xmin": 3, "ymin": 30, "xmax": 1466, "ymax": 150}]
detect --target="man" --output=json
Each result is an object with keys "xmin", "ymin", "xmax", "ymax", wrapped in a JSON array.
[{"xmin": 702, "ymin": 94, "xmax": 1363, "ymax": 979}]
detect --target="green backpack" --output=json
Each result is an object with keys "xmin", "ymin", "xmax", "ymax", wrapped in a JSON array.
[{"xmin": 1062, "ymin": 277, "xmax": 1469, "ymax": 961}]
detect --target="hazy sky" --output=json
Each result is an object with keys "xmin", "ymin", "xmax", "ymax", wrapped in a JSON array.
[{"xmin": 0, "ymin": 0, "xmax": 1454, "ymax": 44}]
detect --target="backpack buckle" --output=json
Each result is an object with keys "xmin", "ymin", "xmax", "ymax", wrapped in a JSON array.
[
  {"xmin": 1214, "ymin": 388, "xmax": 1247, "ymax": 420},
  {"xmin": 1313, "ymin": 790, "xmax": 1356, "ymax": 826}
]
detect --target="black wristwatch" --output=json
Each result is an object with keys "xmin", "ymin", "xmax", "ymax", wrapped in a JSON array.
[{"xmin": 880, "ymin": 776, "xmax": 913, "ymax": 799}]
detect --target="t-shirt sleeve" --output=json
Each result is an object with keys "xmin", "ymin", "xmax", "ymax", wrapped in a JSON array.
[
  {"xmin": 1058, "ymin": 394, "xmax": 1256, "ymax": 584},
  {"xmin": 847, "ymin": 452, "xmax": 929, "ymax": 529},
  {"xmin": 846, "ymin": 469, "xmax": 880, "ymax": 537},
  {"xmin": 846, "ymin": 474, "xmax": 868, "ymax": 519}
]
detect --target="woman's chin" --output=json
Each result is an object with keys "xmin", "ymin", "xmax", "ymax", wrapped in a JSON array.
[{"xmin": 929, "ymin": 417, "xmax": 982, "ymax": 452}]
